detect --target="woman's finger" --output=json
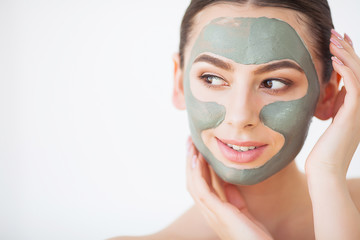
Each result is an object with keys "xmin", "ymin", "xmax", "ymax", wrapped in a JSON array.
[
  {"xmin": 330, "ymin": 31, "xmax": 360, "ymax": 79},
  {"xmin": 185, "ymin": 143, "xmax": 217, "ymax": 224},
  {"xmin": 332, "ymin": 85, "xmax": 346, "ymax": 118},
  {"xmin": 198, "ymin": 153, "xmax": 213, "ymax": 189},
  {"xmin": 191, "ymin": 152, "xmax": 221, "ymax": 205},
  {"xmin": 331, "ymin": 30, "xmax": 358, "ymax": 58},
  {"xmin": 188, "ymin": 147, "xmax": 243, "ymax": 219},
  {"xmin": 224, "ymin": 184, "xmax": 247, "ymax": 212},
  {"xmin": 332, "ymin": 57, "xmax": 360, "ymax": 106},
  {"xmin": 224, "ymin": 184, "xmax": 259, "ymax": 223},
  {"xmin": 193, "ymin": 157, "xmax": 252, "ymax": 221},
  {"xmin": 185, "ymin": 140, "xmax": 221, "ymax": 213},
  {"xmin": 209, "ymin": 166, "xmax": 227, "ymax": 201},
  {"xmin": 224, "ymin": 184, "xmax": 273, "ymax": 234},
  {"xmin": 185, "ymin": 139, "xmax": 195, "ymax": 188},
  {"xmin": 186, "ymin": 140, "xmax": 273, "ymax": 239},
  {"xmin": 331, "ymin": 57, "xmax": 360, "ymax": 150},
  {"xmin": 187, "ymin": 148, "xmax": 230, "ymax": 224},
  {"xmin": 344, "ymin": 33, "xmax": 354, "ymax": 48}
]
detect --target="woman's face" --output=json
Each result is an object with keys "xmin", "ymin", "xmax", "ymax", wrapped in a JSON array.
[{"xmin": 179, "ymin": 4, "xmax": 323, "ymax": 185}]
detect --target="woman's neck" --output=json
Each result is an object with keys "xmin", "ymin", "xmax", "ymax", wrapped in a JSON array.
[{"xmin": 236, "ymin": 161, "xmax": 311, "ymax": 229}]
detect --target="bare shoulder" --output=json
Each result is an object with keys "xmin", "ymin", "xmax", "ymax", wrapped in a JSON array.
[
  {"xmin": 108, "ymin": 205, "xmax": 219, "ymax": 240},
  {"xmin": 347, "ymin": 178, "xmax": 360, "ymax": 210},
  {"xmin": 158, "ymin": 204, "xmax": 219, "ymax": 239}
]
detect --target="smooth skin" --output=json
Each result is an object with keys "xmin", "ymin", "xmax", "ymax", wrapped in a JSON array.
[{"xmin": 111, "ymin": 3, "xmax": 360, "ymax": 240}]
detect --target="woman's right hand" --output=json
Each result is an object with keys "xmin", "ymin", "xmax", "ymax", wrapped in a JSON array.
[{"xmin": 186, "ymin": 138, "xmax": 273, "ymax": 240}]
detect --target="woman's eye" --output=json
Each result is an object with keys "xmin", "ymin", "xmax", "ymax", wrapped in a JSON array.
[
  {"xmin": 200, "ymin": 74, "xmax": 227, "ymax": 87},
  {"xmin": 261, "ymin": 79, "xmax": 288, "ymax": 90}
]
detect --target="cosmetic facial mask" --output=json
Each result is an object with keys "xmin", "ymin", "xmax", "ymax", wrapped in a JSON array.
[{"xmin": 184, "ymin": 17, "xmax": 320, "ymax": 185}]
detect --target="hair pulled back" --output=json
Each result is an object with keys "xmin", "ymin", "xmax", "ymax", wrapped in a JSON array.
[{"xmin": 179, "ymin": 0, "xmax": 334, "ymax": 82}]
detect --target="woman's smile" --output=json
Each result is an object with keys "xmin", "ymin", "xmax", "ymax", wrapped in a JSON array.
[
  {"xmin": 216, "ymin": 138, "xmax": 268, "ymax": 163},
  {"xmin": 201, "ymin": 123, "xmax": 285, "ymax": 170}
]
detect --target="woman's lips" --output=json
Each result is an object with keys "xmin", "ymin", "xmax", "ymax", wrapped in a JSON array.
[{"xmin": 216, "ymin": 138, "xmax": 267, "ymax": 164}]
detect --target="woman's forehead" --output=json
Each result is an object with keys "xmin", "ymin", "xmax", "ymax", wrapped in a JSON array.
[
  {"xmin": 188, "ymin": 17, "xmax": 310, "ymax": 67},
  {"xmin": 184, "ymin": 4, "xmax": 315, "ymax": 70}
]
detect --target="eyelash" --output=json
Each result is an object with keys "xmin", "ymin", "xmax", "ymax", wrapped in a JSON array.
[
  {"xmin": 260, "ymin": 78, "xmax": 292, "ymax": 94},
  {"xmin": 199, "ymin": 74, "xmax": 293, "ymax": 93},
  {"xmin": 199, "ymin": 74, "xmax": 228, "ymax": 88}
]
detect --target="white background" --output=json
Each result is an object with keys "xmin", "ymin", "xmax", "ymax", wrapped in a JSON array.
[{"xmin": 1, "ymin": 1, "xmax": 359, "ymax": 239}]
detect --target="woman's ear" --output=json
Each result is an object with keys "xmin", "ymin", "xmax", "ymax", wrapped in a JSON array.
[
  {"xmin": 314, "ymin": 70, "xmax": 341, "ymax": 120},
  {"xmin": 172, "ymin": 53, "xmax": 186, "ymax": 110}
]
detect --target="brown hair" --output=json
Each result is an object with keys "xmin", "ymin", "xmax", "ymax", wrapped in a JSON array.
[{"xmin": 179, "ymin": 0, "xmax": 334, "ymax": 82}]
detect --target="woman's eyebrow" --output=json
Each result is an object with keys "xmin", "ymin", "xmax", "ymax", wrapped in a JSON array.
[
  {"xmin": 193, "ymin": 54, "xmax": 234, "ymax": 71},
  {"xmin": 254, "ymin": 60, "xmax": 304, "ymax": 74},
  {"xmin": 193, "ymin": 55, "xmax": 303, "ymax": 74}
]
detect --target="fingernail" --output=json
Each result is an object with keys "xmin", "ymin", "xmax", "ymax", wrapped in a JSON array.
[
  {"xmin": 331, "ymin": 56, "xmax": 344, "ymax": 65},
  {"xmin": 344, "ymin": 33, "xmax": 353, "ymax": 47},
  {"xmin": 330, "ymin": 37, "xmax": 343, "ymax": 49},
  {"xmin": 192, "ymin": 155, "xmax": 197, "ymax": 168},
  {"xmin": 331, "ymin": 29, "xmax": 343, "ymax": 40}
]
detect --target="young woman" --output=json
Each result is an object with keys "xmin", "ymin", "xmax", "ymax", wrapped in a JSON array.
[{"xmin": 113, "ymin": 0, "xmax": 360, "ymax": 239}]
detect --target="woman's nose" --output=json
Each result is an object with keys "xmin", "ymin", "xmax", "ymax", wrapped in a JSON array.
[{"xmin": 223, "ymin": 88, "xmax": 261, "ymax": 130}]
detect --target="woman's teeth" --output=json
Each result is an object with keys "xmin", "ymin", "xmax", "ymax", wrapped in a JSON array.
[{"xmin": 226, "ymin": 144, "xmax": 256, "ymax": 152}]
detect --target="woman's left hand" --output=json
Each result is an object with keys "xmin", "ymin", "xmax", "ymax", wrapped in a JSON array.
[
  {"xmin": 186, "ymin": 138, "xmax": 273, "ymax": 240},
  {"xmin": 305, "ymin": 30, "xmax": 360, "ymax": 240},
  {"xmin": 306, "ymin": 30, "xmax": 360, "ymax": 178}
]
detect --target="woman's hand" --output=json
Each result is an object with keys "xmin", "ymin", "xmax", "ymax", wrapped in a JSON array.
[
  {"xmin": 186, "ymin": 138, "xmax": 273, "ymax": 240},
  {"xmin": 306, "ymin": 31, "xmax": 360, "ymax": 178},
  {"xmin": 305, "ymin": 30, "xmax": 360, "ymax": 240}
]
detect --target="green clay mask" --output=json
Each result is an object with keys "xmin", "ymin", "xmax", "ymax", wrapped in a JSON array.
[{"xmin": 184, "ymin": 17, "xmax": 320, "ymax": 185}]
